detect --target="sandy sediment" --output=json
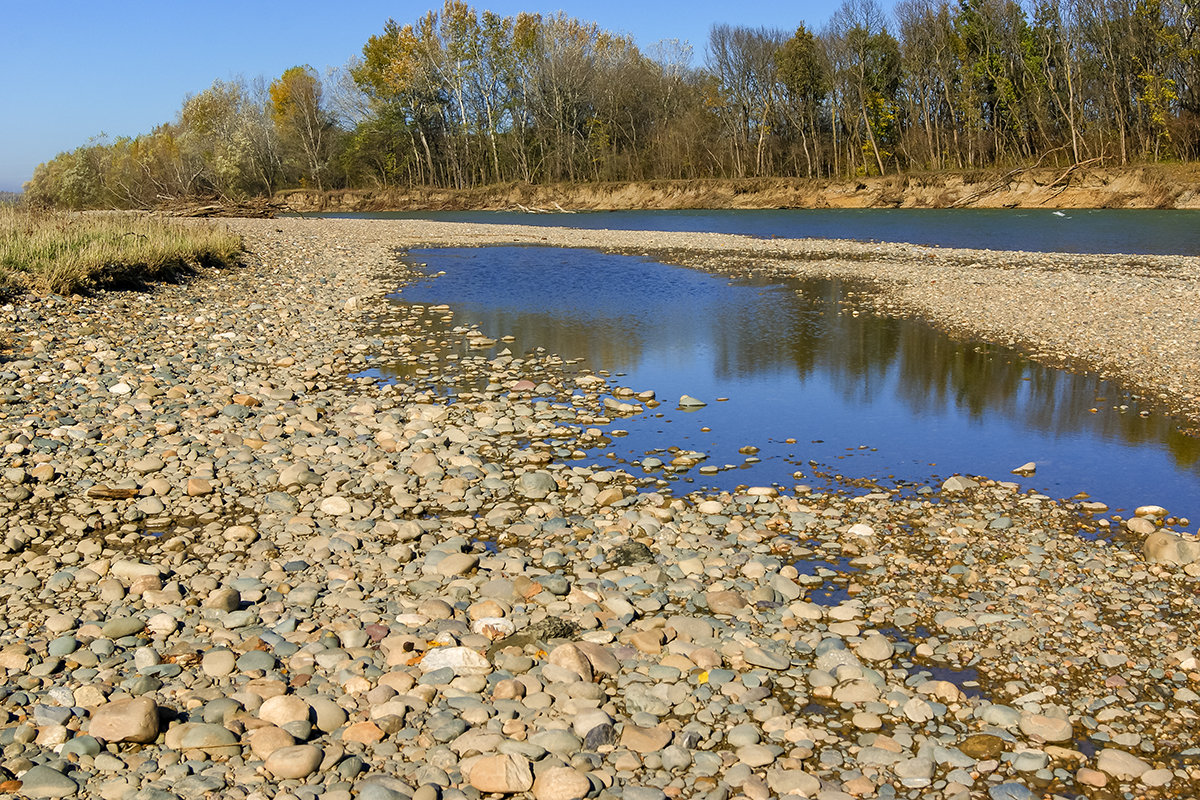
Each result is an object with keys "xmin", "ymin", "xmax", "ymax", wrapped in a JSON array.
[{"xmin": 0, "ymin": 217, "xmax": 1197, "ymax": 800}]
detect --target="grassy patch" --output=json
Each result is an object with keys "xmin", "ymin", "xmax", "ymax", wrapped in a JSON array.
[{"xmin": 0, "ymin": 207, "xmax": 242, "ymax": 296}]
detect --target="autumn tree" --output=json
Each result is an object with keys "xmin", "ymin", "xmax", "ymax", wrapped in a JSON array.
[
  {"xmin": 270, "ymin": 66, "xmax": 334, "ymax": 189},
  {"xmin": 828, "ymin": 0, "xmax": 902, "ymax": 175}
]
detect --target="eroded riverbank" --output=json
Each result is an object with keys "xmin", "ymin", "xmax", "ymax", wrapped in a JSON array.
[
  {"xmin": 0, "ymin": 218, "xmax": 1197, "ymax": 800},
  {"xmin": 275, "ymin": 166, "xmax": 1200, "ymax": 213}
]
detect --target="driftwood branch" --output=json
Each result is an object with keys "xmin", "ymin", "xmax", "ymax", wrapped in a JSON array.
[
  {"xmin": 1036, "ymin": 156, "xmax": 1106, "ymax": 205},
  {"xmin": 949, "ymin": 147, "xmax": 1069, "ymax": 208}
]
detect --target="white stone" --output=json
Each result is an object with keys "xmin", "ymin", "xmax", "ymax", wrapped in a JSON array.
[
  {"xmin": 319, "ymin": 496, "xmax": 352, "ymax": 516},
  {"xmin": 420, "ymin": 646, "xmax": 491, "ymax": 675},
  {"xmin": 258, "ymin": 695, "xmax": 311, "ymax": 727}
]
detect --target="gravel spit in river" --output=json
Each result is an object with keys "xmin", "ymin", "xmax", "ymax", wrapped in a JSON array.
[{"xmin": 0, "ymin": 217, "xmax": 1196, "ymax": 800}]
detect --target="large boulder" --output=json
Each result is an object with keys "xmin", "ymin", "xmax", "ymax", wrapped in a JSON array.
[{"xmin": 1143, "ymin": 531, "xmax": 1200, "ymax": 566}]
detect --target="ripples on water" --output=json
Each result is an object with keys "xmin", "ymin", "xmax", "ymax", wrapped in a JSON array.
[{"xmin": 376, "ymin": 246, "xmax": 1200, "ymax": 521}]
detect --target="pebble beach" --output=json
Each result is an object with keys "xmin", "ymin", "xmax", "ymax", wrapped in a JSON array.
[{"xmin": 1, "ymin": 216, "xmax": 1199, "ymax": 800}]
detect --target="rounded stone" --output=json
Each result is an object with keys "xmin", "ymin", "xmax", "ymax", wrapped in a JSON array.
[
  {"xmin": 265, "ymin": 744, "xmax": 324, "ymax": 780},
  {"xmin": 237, "ymin": 650, "xmax": 277, "ymax": 673},
  {"xmin": 517, "ymin": 471, "xmax": 557, "ymax": 499},
  {"xmin": 204, "ymin": 587, "xmax": 241, "ymax": 612},
  {"xmin": 258, "ymin": 695, "xmax": 311, "ymax": 727},
  {"xmin": 736, "ymin": 744, "xmax": 778, "ymax": 767},
  {"xmin": 249, "ymin": 726, "xmax": 295, "ymax": 760},
  {"xmin": 202, "ymin": 649, "xmax": 237, "ymax": 677},
  {"xmin": 854, "ymin": 633, "xmax": 894, "ymax": 662},
  {"xmin": 532, "ymin": 766, "xmax": 591, "ymax": 800},
  {"xmin": 101, "ymin": 617, "xmax": 145, "ymax": 639},
  {"xmin": 320, "ymin": 496, "xmax": 353, "ymax": 516}
]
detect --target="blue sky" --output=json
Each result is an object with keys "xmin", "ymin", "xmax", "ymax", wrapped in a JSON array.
[{"xmin": 1, "ymin": 1, "xmax": 854, "ymax": 192}]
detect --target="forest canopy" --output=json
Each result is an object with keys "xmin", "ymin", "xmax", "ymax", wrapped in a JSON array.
[{"xmin": 25, "ymin": 0, "xmax": 1200, "ymax": 208}]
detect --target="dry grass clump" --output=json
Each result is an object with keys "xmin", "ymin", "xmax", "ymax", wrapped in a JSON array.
[{"xmin": 0, "ymin": 207, "xmax": 242, "ymax": 295}]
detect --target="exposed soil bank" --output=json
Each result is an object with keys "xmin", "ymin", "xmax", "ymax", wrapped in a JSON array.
[{"xmin": 276, "ymin": 165, "xmax": 1200, "ymax": 213}]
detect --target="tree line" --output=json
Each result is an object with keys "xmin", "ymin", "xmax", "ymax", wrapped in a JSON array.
[{"xmin": 25, "ymin": 0, "xmax": 1200, "ymax": 207}]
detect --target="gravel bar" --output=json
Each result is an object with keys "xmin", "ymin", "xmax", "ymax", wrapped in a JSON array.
[{"xmin": 0, "ymin": 216, "xmax": 1196, "ymax": 800}]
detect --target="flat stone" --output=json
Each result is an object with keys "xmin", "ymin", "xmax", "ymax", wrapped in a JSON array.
[
  {"xmin": 204, "ymin": 587, "xmax": 241, "ymax": 612},
  {"xmin": 988, "ymin": 783, "xmax": 1037, "ymax": 800},
  {"xmin": 420, "ymin": 646, "xmax": 490, "ymax": 675},
  {"xmin": 743, "ymin": 646, "xmax": 790, "ymax": 670},
  {"xmin": 548, "ymin": 643, "xmax": 593, "ymax": 681},
  {"xmin": 1126, "ymin": 517, "xmax": 1157, "ymax": 535},
  {"xmin": 737, "ymin": 744, "xmax": 778, "ymax": 767},
  {"xmin": 854, "ymin": 634, "xmax": 894, "ymax": 662},
  {"xmin": 960, "ymin": 734, "xmax": 1005, "ymax": 760},
  {"xmin": 765, "ymin": 768, "xmax": 820, "ymax": 797},
  {"xmin": 343, "ymin": 721, "xmax": 385, "ymax": 745},
  {"xmin": 834, "ymin": 681, "xmax": 880, "ymax": 705},
  {"xmin": 166, "ymin": 722, "xmax": 240, "ymax": 757},
  {"xmin": 468, "ymin": 753, "xmax": 534, "ymax": 794},
  {"xmin": 895, "ymin": 756, "xmax": 934, "ymax": 787},
  {"xmin": 706, "ymin": 589, "xmax": 746, "ymax": 615},
  {"xmin": 1096, "ymin": 748, "xmax": 1152, "ymax": 780},
  {"xmin": 16, "ymin": 765, "xmax": 78, "ymax": 797},
  {"xmin": 202, "ymin": 649, "xmax": 237, "ymax": 677},
  {"xmin": 1018, "ymin": 713, "xmax": 1073, "ymax": 743},
  {"xmin": 516, "ymin": 471, "xmax": 557, "ymax": 499},
  {"xmin": 320, "ymin": 496, "xmax": 352, "ymax": 516},
  {"xmin": 620, "ymin": 724, "xmax": 672, "ymax": 753},
  {"xmin": 308, "ymin": 696, "xmax": 348, "ymax": 733},
  {"xmin": 1142, "ymin": 768, "xmax": 1174, "ymax": 787},
  {"xmin": 942, "ymin": 475, "xmax": 978, "ymax": 493},
  {"xmin": 573, "ymin": 638, "xmax": 624, "ymax": 676}
]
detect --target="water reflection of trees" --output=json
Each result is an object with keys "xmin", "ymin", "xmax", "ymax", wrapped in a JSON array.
[
  {"xmin": 733, "ymin": 277, "xmax": 1200, "ymax": 470},
  {"xmin": 385, "ymin": 249, "xmax": 1200, "ymax": 471}
]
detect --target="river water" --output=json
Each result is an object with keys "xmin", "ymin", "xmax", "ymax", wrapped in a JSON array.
[
  {"xmin": 373, "ymin": 245, "xmax": 1200, "ymax": 523},
  {"xmin": 307, "ymin": 208, "xmax": 1200, "ymax": 255}
]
